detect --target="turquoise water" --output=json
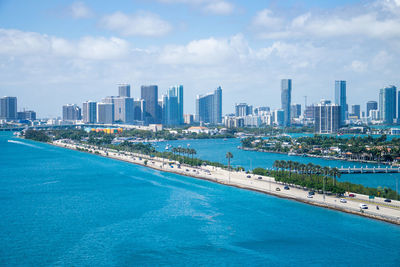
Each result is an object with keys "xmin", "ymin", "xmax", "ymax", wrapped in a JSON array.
[
  {"xmin": 156, "ymin": 138, "xmax": 400, "ymax": 190},
  {"xmin": 1, "ymin": 132, "xmax": 400, "ymax": 266}
]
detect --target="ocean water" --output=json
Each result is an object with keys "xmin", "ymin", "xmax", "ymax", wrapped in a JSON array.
[
  {"xmin": 1, "ymin": 132, "xmax": 400, "ymax": 266},
  {"xmin": 156, "ymin": 138, "xmax": 400, "ymax": 190}
]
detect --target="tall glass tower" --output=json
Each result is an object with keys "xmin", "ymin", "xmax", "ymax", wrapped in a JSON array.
[
  {"xmin": 281, "ymin": 79, "xmax": 292, "ymax": 127},
  {"xmin": 141, "ymin": 85, "xmax": 159, "ymax": 124},
  {"xmin": 334, "ymin": 80, "xmax": 347, "ymax": 126},
  {"xmin": 379, "ymin": 86, "xmax": 397, "ymax": 124},
  {"xmin": 195, "ymin": 86, "xmax": 222, "ymax": 124},
  {"xmin": 168, "ymin": 85, "xmax": 184, "ymax": 124}
]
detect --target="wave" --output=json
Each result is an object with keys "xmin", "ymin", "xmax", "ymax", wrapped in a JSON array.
[{"xmin": 7, "ymin": 139, "xmax": 43, "ymax": 149}]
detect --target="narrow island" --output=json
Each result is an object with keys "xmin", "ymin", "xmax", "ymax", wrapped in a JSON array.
[{"xmin": 21, "ymin": 128, "xmax": 400, "ymax": 225}]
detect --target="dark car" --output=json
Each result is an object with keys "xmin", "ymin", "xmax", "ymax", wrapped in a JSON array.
[
  {"xmin": 384, "ymin": 199, "xmax": 392, "ymax": 203},
  {"xmin": 308, "ymin": 191, "xmax": 315, "ymax": 195},
  {"xmin": 284, "ymin": 185, "xmax": 290, "ymax": 190},
  {"xmin": 246, "ymin": 175, "xmax": 251, "ymax": 178},
  {"xmin": 258, "ymin": 176, "xmax": 262, "ymax": 180},
  {"xmin": 349, "ymin": 193, "xmax": 356, "ymax": 197}
]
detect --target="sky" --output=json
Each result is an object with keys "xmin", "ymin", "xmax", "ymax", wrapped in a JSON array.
[{"xmin": 1, "ymin": 0, "xmax": 400, "ymax": 118}]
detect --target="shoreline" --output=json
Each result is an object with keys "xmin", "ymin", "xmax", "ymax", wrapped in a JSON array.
[
  {"xmin": 240, "ymin": 147, "xmax": 395, "ymax": 166},
  {"xmin": 49, "ymin": 139, "xmax": 400, "ymax": 226}
]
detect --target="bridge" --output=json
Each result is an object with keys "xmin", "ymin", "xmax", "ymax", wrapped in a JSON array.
[{"xmin": 339, "ymin": 166, "xmax": 400, "ymax": 174}]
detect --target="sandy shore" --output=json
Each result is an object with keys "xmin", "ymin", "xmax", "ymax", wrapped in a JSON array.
[{"xmin": 53, "ymin": 140, "xmax": 400, "ymax": 225}]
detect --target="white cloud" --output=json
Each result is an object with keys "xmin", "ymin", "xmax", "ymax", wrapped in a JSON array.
[
  {"xmin": 158, "ymin": 0, "xmax": 234, "ymax": 15},
  {"xmin": 100, "ymin": 11, "xmax": 172, "ymax": 37},
  {"xmin": 348, "ymin": 60, "xmax": 368, "ymax": 72},
  {"xmin": 252, "ymin": 6, "xmax": 400, "ymax": 40},
  {"xmin": 203, "ymin": 1, "xmax": 234, "ymax": 15},
  {"xmin": 0, "ymin": 28, "xmax": 129, "ymax": 60},
  {"xmin": 68, "ymin": 1, "xmax": 93, "ymax": 19},
  {"xmin": 252, "ymin": 9, "xmax": 283, "ymax": 29}
]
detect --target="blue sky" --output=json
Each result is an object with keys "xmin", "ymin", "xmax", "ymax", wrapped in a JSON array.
[{"xmin": 0, "ymin": 0, "xmax": 400, "ymax": 117}]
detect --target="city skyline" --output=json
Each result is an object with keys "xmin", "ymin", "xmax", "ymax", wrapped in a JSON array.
[{"xmin": 1, "ymin": 0, "xmax": 400, "ymax": 117}]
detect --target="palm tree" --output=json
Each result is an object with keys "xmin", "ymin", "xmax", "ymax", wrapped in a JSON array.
[
  {"xmin": 191, "ymin": 148, "xmax": 197, "ymax": 160},
  {"xmin": 226, "ymin": 152, "xmax": 233, "ymax": 182},
  {"xmin": 332, "ymin": 167, "xmax": 340, "ymax": 187}
]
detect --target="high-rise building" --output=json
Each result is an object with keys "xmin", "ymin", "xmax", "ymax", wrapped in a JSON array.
[
  {"xmin": 335, "ymin": 80, "xmax": 347, "ymax": 126},
  {"xmin": 366, "ymin": 101, "xmax": 378, "ymax": 117},
  {"xmin": 184, "ymin": 114, "xmax": 194, "ymax": 124},
  {"xmin": 141, "ymin": 85, "xmax": 159, "ymax": 124},
  {"xmin": 0, "ymin": 96, "xmax": 17, "ymax": 121},
  {"xmin": 281, "ymin": 79, "xmax": 292, "ymax": 127},
  {"xmin": 114, "ymin": 97, "xmax": 134, "ymax": 124},
  {"xmin": 118, "ymin": 84, "xmax": 130, "ymax": 97},
  {"xmin": 304, "ymin": 105, "xmax": 315, "ymax": 120},
  {"xmin": 314, "ymin": 99, "xmax": 340, "ymax": 133},
  {"xmin": 133, "ymin": 99, "xmax": 145, "ymax": 121},
  {"xmin": 62, "ymin": 104, "xmax": 81, "ymax": 121},
  {"xmin": 273, "ymin": 109, "xmax": 285, "ymax": 126},
  {"xmin": 17, "ymin": 110, "xmax": 36, "ymax": 120},
  {"xmin": 169, "ymin": 85, "xmax": 184, "ymax": 124},
  {"xmin": 97, "ymin": 102, "xmax": 114, "ymax": 124},
  {"xmin": 351, "ymin": 104, "xmax": 361, "ymax": 119},
  {"xmin": 162, "ymin": 91, "xmax": 179, "ymax": 126},
  {"xmin": 235, "ymin": 103, "xmax": 253, "ymax": 117},
  {"xmin": 379, "ymin": 86, "xmax": 397, "ymax": 124},
  {"xmin": 195, "ymin": 86, "xmax": 222, "ymax": 124},
  {"xmin": 254, "ymin": 106, "xmax": 270, "ymax": 115},
  {"xmin": 290, "ymin": 104, "xmax": 301, "ymax": 119},
  {"xmin": 82, "ymin": 101, "xmax": 97, "ymax": 123}
]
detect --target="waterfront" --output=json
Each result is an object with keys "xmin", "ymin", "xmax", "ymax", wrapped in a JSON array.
[
  {"xmin": 1, "ymin": 132, "xmax": 400, "ymax": 265},
  {"xmin": 156, "ymin": 138, "xmax": 400, "ymax": 190}
]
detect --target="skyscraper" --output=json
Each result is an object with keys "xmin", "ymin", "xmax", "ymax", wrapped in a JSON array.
[
  {"xmin": 314, "ymin": 100, "xmax": 340, "ymax": 133},
  {"xmin": 366, "ymin": 101, "xmax": 378, "ymax": 117},
  {"xmin": 162, "ymin": 92, "xmax": 179, "ymax": 126},
  {"xmin": 169, "ymin": 85, "xmax": 184, "ymax": 124},
  {"xmin": 0, "ymin": 96, "xmax": 17, "ymax": 121},
  {"xmin": 17, "ymin": 110, "xmax": 36, "ymax": 120},
  {"xmin": 195, "ymin": 86, "xmax": 222, "ymax": 124},
  {"xmin": 281, "ymin": 79, "xmax": 292, "ymax": 127},
  {"xmin": 62, "ymin": 104, "xmax": 81, "ymax": 121},
  {"xmin": 335, "ymin": 80, "xmax": 347, "ymax": 126},
  {"xmin": 113, "ymin": 97, "xmax": 134, "ymax": 123},
  {"xmin": 351, "ymin": 104, "xmax": 361, "ymax": 119},
  {"xmin": 82, "ymin": 101, "xmax": 97, "ymax": 123},
  {"xmin": 235, "ymin": 103, "xmax": 253, "ymax": 117},
  {"xmin": 379, "ymin": 86, "xmax": 397, "ymax": 124},
  {"xmin": 141, "ymin": 85, "xmax": 159, "ymax": 124},
  {"xmin": 118, "ymin": 84, "xmax": 130, "ymax": 97},
  {"xmin": 290, "ymin": 104, "xmax": 301, "ymax": 119},
  {"xmin": 97, "ymin": 102, "xmax": 114, "ymax": 124}
]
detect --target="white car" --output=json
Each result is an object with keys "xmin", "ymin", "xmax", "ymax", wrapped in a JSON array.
[
  {"xmin": 359, "ymin": 204, "xmax": 368, "ymax": 209},
  {"xmin": 307, "ymin": 195, "xmax": 313, "ymax": 198},
  {"xmin": 340, "ymin": 198, "xmax": 347, "ymax": 203}
]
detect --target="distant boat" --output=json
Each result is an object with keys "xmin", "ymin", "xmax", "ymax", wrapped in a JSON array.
[
  {"xmin": 165, "ymin": 145, "xmax": 169, "ymax": 150},
  {"xmin": 223, "ymin": 138, "xmax": 227, "ymax": 141},
  {"xmin": 288, "ymin": 152, "xmax": 296, "ymax": 156}
]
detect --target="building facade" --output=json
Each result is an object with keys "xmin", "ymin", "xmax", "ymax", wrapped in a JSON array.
[
  {"xmin": 0, "ymin": 96, "xmax": 17, "ymax": 121},
  {"xmin": 62, "ymin": 104, "xmax": 81, "ymax": 121},
  {"xmin": 168, "ymin": 85, "xmax": 184, "ymax": 124},
  {"xmin": 162, "ymin": 92, "xmax": 179, "ymax": 126},
  {"xmin": 118, "ymin": 84, "xmax": 130, "ymax": 97},
  {"xmin": 235, "ymin": 103, "xmax": 253, "ymax": 117},
  {"xmin": 366, "ymin": 101, "xmax": 378, "ymax": 117},
  {"xmin": 17, "ymin": 110, "xmax": 36, "ymax": 120},
  {"xmin": 334, "ymin": 80, "xmax": 347, "ymax": 126},
  {"xmin": 97, "ymin": 103, "xmax": 114, "ymax": 124},
  {"xmin": 281, "ymin": 79, "xmax": 292, "ymax": 127},
  {"xmin": 379, "ymin": 86, "xmax": 397, "ymax": 124},
  {"xmin": 314, "ymin": 100, "xmax": 340, "ymax": 133},
  {"xmin": 141, "ymin": 85, "xmax": 159, "ymax": 124},
  {"xmin": 351, "ymin": 104, "xmax": 361, "ymax": 119},
  {"xmin": 195, "ymin": 86, "xmax": 222, "ymax": 124},
  {"xmin": 82, "ymin": 101, "xmax": 97, "ymax": 123},
  {"xmin": 291, "ymin": 104, "xmax": 301, "ymax": 119}
]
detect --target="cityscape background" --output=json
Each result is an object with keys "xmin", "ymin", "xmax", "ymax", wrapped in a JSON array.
[{"xmin": 1, "ymin": 0, "xmax": 400, "ymax": 117}]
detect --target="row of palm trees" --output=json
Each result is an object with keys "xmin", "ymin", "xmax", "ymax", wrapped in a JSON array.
[
  {"xmin": 272, "ymin": 160, "xmax": 341, "ymax": 186},
  {"xmin": 171, "ymin": 147, "xmax": 197, "ymax": 159}
]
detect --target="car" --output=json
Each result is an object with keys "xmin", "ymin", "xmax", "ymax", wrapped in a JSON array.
[
  {"xmin": 308, "ymin": 191, "xmax": 315, "ymax": 195},
  {"xmin": 258, "ymin": 176, "xmax": 262, "ymax": 180},
  {"xmin": 359, "ymin": 204, "xmax": 368, "ymax": 209},
  {"xmin": 276, "ymin": 187, "xmax": 281, "ymax": 191},
  {"xmin": 340, "ymin": 198, "xmax": 347, "ymax": 203},
  {"xmin": 186, "ymin": 169, "xmax": 189, "ymax": 172},
  {"xmin": 246, "ymin": 175, "xmax": 251, "ymax": 178},
  {"xmin": 348, "ymin": 193, "xmax": 356, "ymax": 197},
  {"xmin": 384, "ymin": 199, "xmax": 392, "ymax": 203},
  {"xmin": 284, "ymin": 185, "xmax": 290, "ymax": 190},
  {"xmin": 307, "ymin": 195, "xmax": 313, "ymax": 198}
]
